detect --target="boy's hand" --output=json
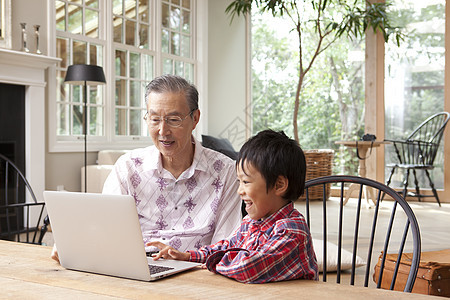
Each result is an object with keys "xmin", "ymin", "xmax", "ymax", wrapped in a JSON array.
[{"xmin": 146, "ymin": 241, "xmax": 190, "ymax": 261}]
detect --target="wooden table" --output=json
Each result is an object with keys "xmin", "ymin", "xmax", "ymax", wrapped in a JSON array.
[
  {"xmin": 335, "ymin": 141, "xmax": 389, "ymax": 207},
  {"xmin": 0, "ymin": 240, "xmax": 439, "ymax": 299}
]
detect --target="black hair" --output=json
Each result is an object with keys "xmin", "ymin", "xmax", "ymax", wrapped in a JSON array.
[
  {"xmin": 144, "ymin": 74, "xmax": 199, "ymax": 111},
  {"xmin": 237, "ymin": 129, "xmax": 306, "ymax": 201}
]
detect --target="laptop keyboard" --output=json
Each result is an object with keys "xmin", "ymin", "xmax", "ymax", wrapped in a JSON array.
[{"xmin": 148, "ymin": 264, "xmax": 175, "ymax": 274}]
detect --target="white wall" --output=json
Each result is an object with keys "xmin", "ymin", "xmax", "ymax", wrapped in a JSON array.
[
  {"xmin": 207, "ymin": 0, "xmax": 248, "ymax": 151},
  {"xmin": 11, "ymin": 0, "xmax": 48, "ymax": 54}
]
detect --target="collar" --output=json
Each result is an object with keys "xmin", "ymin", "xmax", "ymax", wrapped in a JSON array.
[
  {"xmin": 146, "ymin": 136, "xmax": 207, "ymax": 179},
  {"xmin": 251, "ymin": 202, "xmax": 295, "ymax": 230}
]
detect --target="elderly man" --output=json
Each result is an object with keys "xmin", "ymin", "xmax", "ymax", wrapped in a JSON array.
[
  {"xmin": 102, "ymin": 75, "xmax": 241, "ymax": 253},
  {"xmin": 52, "ymin": 75, "xmax": 241, "ymax": 261}
]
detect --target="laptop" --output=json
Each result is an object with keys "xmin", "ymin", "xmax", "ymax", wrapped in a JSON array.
[{"xmin": 43, "ymin": 191, "xmax": 201, "ymax": 281}]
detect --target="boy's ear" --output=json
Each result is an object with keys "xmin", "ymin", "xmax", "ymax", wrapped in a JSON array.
[{"xmin": 274, "ymin": 175, "xmax": 289, "ymax": 196}]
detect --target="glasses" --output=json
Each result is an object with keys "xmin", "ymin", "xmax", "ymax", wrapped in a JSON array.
[{"xmin": 144, "ymin": 109, "xmax": 196, "ymax": 128}]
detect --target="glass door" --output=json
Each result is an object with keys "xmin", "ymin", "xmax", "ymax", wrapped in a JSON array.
[{"xmin": 385, "ymin": 0, "xmax": 445, "ymax": 191}]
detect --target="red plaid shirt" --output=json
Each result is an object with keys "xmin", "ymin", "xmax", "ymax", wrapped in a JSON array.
[{"xmin": 188, "ymin": 202, "xmax": 318, "ymax": 283}]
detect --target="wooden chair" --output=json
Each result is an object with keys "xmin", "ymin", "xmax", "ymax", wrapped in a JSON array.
[
  {"xmin": 302, "ymin": 175, "xmax": 421, "ymax": 292},
  {"xmin": 0, "ymin": 153, "xmax": 48, "ymax": 244},
  {"xmin": 385, "ymin": 112, "xmax": 450, "ymax": 206}
]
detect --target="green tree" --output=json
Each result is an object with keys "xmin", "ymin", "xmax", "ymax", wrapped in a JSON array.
[
  {"xmin": 226, "ymin": 0, "xmax": 401, "ymax": 143},
  {"xmin": 251, "ymin": 13, "xmax": 363, "ymax": 174}
]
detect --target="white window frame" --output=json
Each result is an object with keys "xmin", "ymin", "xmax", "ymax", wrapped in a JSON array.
[{"xmin": 48, "ymin": 0, "xmax": 208, "ymax": 152}]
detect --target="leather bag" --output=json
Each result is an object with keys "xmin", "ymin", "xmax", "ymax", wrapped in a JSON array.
[{"xmin": 373, "ymin": 249, "xmax": 450, "ymax": 297}]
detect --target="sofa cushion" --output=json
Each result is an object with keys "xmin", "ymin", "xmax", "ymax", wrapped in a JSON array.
[
  {"xmin": 201, "ymin": 135, "xmax": 238, "ymax": 160},
  {"xmin": 97, "ymin": 150, "xmax": 129, "ymax": 165}
]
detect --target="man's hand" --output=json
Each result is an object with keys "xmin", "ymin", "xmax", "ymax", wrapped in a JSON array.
[
  {"xmin": 146, "ymin": 241, "xmax": 190, "ymax": 261},
  {"xmin": 51, "ymin": 244, "xmax": 60, "ymax": 263}
]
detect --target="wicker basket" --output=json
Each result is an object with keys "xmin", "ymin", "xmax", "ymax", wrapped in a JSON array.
[{"xmin": 299, "ymin": 149, "xmax": 334, "ymax": 201}]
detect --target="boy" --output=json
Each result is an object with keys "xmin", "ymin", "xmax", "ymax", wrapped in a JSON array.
[{"xmin": 148, "ymin": 129, "xmax": 318, "ymax": 283}]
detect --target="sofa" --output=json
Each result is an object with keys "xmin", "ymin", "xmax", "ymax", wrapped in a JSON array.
[{"xmin": 81, "ymin": 150, "xmax": 129, "ymax": 193}]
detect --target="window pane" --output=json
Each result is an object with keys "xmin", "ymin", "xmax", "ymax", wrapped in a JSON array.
[
  {"xmin": 139, "ymin": 24, "xmax": 149, "ymax": 48},
  {"xmin": 85, "ymin": 8, "xmax": 99, "ymax": 38},
  {"xmin": 130, "ymin": 109, "xmax": 141, "ymax": 135},
  {"xmin": 171, "ymin": 32, "xmax": 180, "ymax": 56},
  {"xmin": 89, "ymin": 86, "xmax": 102, "ymax": 105},
  {"xmin": 171, "ymin": 0, "xmax": 180, "ymax": 6},
  {"xmin": 182, "ymin": 0, "xmax": 190, "ymax": 9},
  {"xmin": 73, "ymin": 85, "xmax": 82, "ymax": 103},
  {"xmin": 57, "ymin": 70, "xmax": 68, "ymax": 102},
  {"xmin": 73, "ymin": 40, "xmax": 87, "ymax": 64},
  {"xmin": 113, "ymin": 0, "xmax": 123, "ymax": 15},
  {"xmin": 126, "ymin": 20, "xmax": 136, "ymax": 46},
  {"xmin": 174, "ymin": 60, "xmax": 183, "ymax": 76},
  {"xmin": 130, "ymin": 80, "xmax": 140, "ymax": 107},
  {"xmin": 116, "ymin": 79, "xmax": 127, "ymax": 105},
  {"xmin": 181, "ymin": 35, "xmax": 190, "ymax": 58},
  {"xmin": 87, "ymin": 0, "xmax": 98, "ymax": 9},
  {"xmin": 161, "ymin": 29, "xmax": 169, "ymax": 53},
  {"xmin": 385, "ymin": 0, "xmax": 445, "ymax": 188},
  {"xmin": 115, "ymin": 50, "xmax": 127, "ymax": 76},
  {"xmin": 115, "ymin": 108, "xmax": 128, "ymax": 135},
  {"xmin": 89, "ymin": 44, "xmax": 101, "ymax": 66},
  {"xmin": 181, "ymin": 9, "xmax": 190, "ymax": 33},
  {"xmin": 163, "ymin": 58, "xmax": 173, "ymax": 74},
  {"xmin": 185, "ymin": 63, "xmax": 193, "ymax": 82},
  {"xmin": 68, "ymin": 4, "xmax": 82, "ymax": 34},
  {"xmin": 90, "ymin": 106, "xmax": 103, "ymax": 135},
  {"xmin": 73, "ymin": 105, "xmax": 83, "ymax": 135},
  {"xmin": 113, "ymin": 16, "xmax": 124, "ymax": 43},
  {"xmin": 56, "ymin": 38, "xmax": 69, "ymax": 69},
  {"xmin": 55, "ymin": 1, "xmax": 66, "ymax": 31},
  {"xmin": 125, "ymin": 0, "xmax": 137, "ymax": 19},
  {"xmin": 57, "ymin": 103, "xmax": 69, "ymax": 135},
  {"xmin": 142, "ymin": 54, "xmax": 153, "ymax": 80},
  {"xmin": 139, "ymin": 0, "xmax": 149, "ymax": 23},
  {"xmin": 162, "ymin": 3, "xmax": 170, "ymax": 28},
  {"xmin": 130, "ymin": 52, "xmax": 140, "ymax": 78},
  {"xmin": 170, "ymin": 6, "xmax": 180, "ymax": 30}
]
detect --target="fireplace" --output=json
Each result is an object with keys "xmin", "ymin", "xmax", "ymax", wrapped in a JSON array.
[
  {"xmin": 0, "ymin": 83, "xmax": 25, "ymax": 168},
  {"xmin": 0, "ymin": 49, "xmax": 60, "ymax": 207}
]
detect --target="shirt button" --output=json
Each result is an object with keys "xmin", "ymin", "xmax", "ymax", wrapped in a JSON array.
[
  {"xmin": 175, "ymin": 207, "xmax": 178, "ymax": 210},
  {"xmin": 162, "ymin": 238, "xmax": 166, "ymax": 240}
]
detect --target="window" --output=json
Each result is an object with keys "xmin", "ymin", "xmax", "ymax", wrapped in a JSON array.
[
  {"xmin": 385, "ymin": 0, "xmax": 445, "ymax": 189},
  {"xmin": 55, "ymin": 0, "xmax": 105, "ymax": 142},
  {"xmin": 51, "ymin": 0, "xmax": 197, "ymax": 151},
  {"xmin": 250, "ymin": 5, "xmax": 365, "ymax": 176},
  {"xmin": 161, "ymin": 0, "xmax": 194, "ymax": 80}
]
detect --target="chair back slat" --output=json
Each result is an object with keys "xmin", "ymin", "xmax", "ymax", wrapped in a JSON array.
[
  {"xmin": 350, "ymin": 183, "xmax": 363, "ymax": 286},
  {"xmin": 390, "ymin": 221, "xmax": 410, "ymax": 290},
  {"xmin": 336, "ymin": 182, "xmax": 344, "ymax": 284},
  {"xmin": 302, "ymin": 175, "xmax": 421, "ymax": 292},
  {"xmin": 322, "ymin": 184, "xmax": 328, "ymax": 280}
]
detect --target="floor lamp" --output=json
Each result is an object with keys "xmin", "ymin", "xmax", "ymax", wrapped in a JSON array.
[{"xmin": 64, "ymin": 64, "xmax": 106, "ymax": 193}]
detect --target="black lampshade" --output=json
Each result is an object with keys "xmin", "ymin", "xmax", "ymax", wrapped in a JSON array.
[{"xmin": 64, "ymin": 64, "xmax": 106, "ymax": 85}]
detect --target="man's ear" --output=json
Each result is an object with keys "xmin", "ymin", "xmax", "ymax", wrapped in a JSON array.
[
  {"xmin": 274, "ymin": 175, "xmax": 289, "ymax": 196},
  {"xmin": 191, "ymin": 109, "xmax": 200, "ymax": 130}
]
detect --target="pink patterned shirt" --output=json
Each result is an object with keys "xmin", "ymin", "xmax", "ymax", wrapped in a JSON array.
[{"xmin": 102, "ymin": 138, "xmax": 242, "ymax": 252}]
